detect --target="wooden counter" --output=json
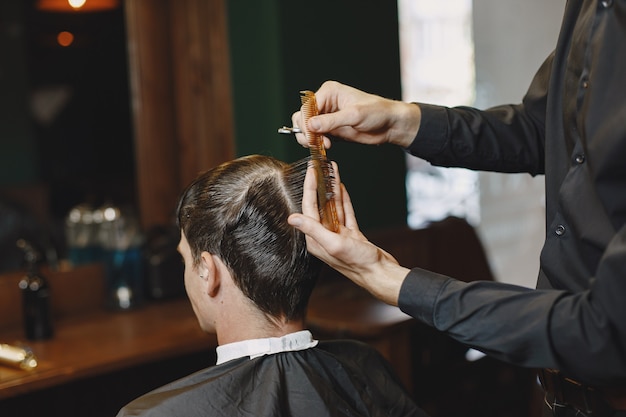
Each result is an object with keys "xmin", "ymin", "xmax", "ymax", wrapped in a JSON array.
[
  {"xmin": 0, "ymin": 263, "xmax": 216, "ymax": 417},
  {"xmin": 0, "ymin": 298, "xmax": 216, "ymax": 400}
]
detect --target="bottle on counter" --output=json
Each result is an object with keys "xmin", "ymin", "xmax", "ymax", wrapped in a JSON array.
[
  {"xmin": 64, "ymin": 204, "xmax": 101, "ymax": 266},
  {"xmin": 98, "ymin": 204, "xmax": 144, "ymax": 310},
  {"xmin": 17, "ymin": 239, "xmax": 54, "ymax": 340}
]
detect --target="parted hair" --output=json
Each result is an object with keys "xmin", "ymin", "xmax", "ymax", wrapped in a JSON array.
[{"xmin": 176, "ymin": 155, "xmax": 320, "ymax": 321}]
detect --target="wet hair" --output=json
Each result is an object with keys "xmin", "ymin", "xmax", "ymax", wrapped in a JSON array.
[{"xmin": 176, "ymin": 155, "xmax": 320, "ymax": 321}]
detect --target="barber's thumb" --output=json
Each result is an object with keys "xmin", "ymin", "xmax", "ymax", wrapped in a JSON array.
[
  {"xmin": 288, "ymin": 213, "xmax": 305, "ymax": 228},
  {"xmin": 308, "ymin": 116, "xmax": 322, "ymax": 132},
  {"xmin": 288, "ymin": 214, "xmax": 321, "ymax": 237}
]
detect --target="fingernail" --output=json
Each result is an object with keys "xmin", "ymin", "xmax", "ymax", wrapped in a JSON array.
[{"xmin": 288, "ymin": 215, "xmax": 302, "ymax": 227}]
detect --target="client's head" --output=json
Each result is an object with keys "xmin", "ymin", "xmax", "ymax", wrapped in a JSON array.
[{"xmin": 176, "ymin": 155, "xmax": 320, "ymax": 336}]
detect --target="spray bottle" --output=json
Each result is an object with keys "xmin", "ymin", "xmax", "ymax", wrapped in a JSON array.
[{"xmin": 17, "ymin": 239, "xmax": 54, "ymax": 340}]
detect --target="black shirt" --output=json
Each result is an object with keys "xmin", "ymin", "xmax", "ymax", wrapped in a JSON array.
[{"xmin": 400, "ymin": 0, "xmax": 626, "ymax": 386}]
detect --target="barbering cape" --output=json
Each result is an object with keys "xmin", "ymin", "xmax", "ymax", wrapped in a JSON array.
[{"xmin": 116, "ymin": 339, "xmax": 427, "ymax": 417}]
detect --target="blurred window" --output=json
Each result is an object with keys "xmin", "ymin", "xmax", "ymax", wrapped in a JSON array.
[{"xmin": 397, "ymin": 0, "xmax": 480, "ymax": 228}]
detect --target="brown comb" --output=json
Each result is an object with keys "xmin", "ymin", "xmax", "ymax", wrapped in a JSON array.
[{"xmin": 300, "ymin": 90, "xmax": 340, "ymax": 232}]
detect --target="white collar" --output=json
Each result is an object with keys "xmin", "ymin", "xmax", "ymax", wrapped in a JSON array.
[{"xmin": 215, "ymin": 330, "xmax": 318, "ymax": 365}]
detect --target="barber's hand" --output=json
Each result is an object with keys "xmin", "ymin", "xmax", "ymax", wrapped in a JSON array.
[
  {"xmin": 288, "ymin": 161, "xmax": 410, "ymax": 306},
  {"xmin": 291, "ymin": 81, "xmax": 422, "ymax": 149}
]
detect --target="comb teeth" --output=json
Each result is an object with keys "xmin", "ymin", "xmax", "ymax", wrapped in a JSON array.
[
  {"xmin": 299, "ymin": 90, "xmax": 317, "ymax": 118},
  {"xmin": 300, "ymin": 90, "xmax": 325, "ymax": 158},
  {"xmin": 299, "ymin": 90, "xmax": 339, "ymax": 232},
  {"xmin": 321, "ymin": 158, "xmax": 335, "ymax": 198}
]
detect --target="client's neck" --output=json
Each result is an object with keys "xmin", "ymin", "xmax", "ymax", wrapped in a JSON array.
[
  {"xmin": 216, "ymin": 304, "xmax": 305, "ymax": 346},
  {"xmin": 213, "ymin": 269, "xmax": 307, "ymax": 346}
]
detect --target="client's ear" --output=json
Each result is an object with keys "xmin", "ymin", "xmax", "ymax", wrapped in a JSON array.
[{"xmin": 200, "ymin": 251, "xmax": 220, "ymax": 297}]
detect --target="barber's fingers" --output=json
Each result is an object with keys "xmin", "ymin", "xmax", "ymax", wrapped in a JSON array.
[
  {"xmin": 301, "ymin": 163, "xmax": 320, "ymax": 221},
  {"xmin": 307, "ymin": 108, "xmax": 350, "ymax": 132},
  {"xmin": 292, "ymin": 160, "xmax": 348, "ymax": 258},
  {"xmin": 287, "ymin": 212, "xmax": 343, "ymax": 260},
  {"xmin": 317, "ymin": 160, "xmax": 356, "ymax": 232},
  {"xmin": 307, "ymin": 111, "xmax": 360, "ymax": 142},
  {"xmin": 291, "ymin": 111, "xmax": 308, "ymax": 148},
  {"xmin": 301, "ymin": 159, "xmax": 358, "ymax": 232},
  {"xmin": 309, "ymin": 81, "xmax": 374, "ymax": 140},
  {"xmin": 291, "ymin": 111, "xmax": 333, "ymax": 149},
  {"xmin": 339, "ymin": 183, "xmax": 359, "ymax": 231},
  {"xmin": 328, "ymin": 160, "xmax": 359, "ymax": 231}
]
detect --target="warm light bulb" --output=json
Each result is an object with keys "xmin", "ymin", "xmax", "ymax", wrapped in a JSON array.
[
  {"xmin": 37, "ymin": 0, "xmax": 119, "ymax": 13},
  {"xmin": 57, "ymin": 31, "xmax": 74, "ymax": 47},
  {"xmin": 68, "ymin": 0, "xmax": 87, "ymax": 9}
]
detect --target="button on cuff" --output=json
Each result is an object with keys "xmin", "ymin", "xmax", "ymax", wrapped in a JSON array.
[{"xmin": 555, "ymin": 225, "xmax": 566, "ymax": 236}]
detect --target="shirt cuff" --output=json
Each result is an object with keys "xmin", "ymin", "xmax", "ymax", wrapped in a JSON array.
[
  {"xmin": 406, "ymin": 103, "xmax": 449, "ymax": 158},
  {"xmin": 398, "ymin": 267, "xmax": 452, "ymax": 327}
]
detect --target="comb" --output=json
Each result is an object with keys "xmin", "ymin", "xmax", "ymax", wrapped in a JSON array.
[{"xmin": 300, "ymin": 90, "xmax": 340, "ymax": 232}]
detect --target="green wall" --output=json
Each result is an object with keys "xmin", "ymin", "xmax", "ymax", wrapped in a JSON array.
[
  {"xmin": 0, "ymin": 0, "xmax": 39, "ymax": 186},
  {"xmin": 227, "ymin": 0, "xmax": 408, "ymax": 231}
]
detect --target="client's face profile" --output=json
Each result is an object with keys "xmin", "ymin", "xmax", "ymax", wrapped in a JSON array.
[{"xmin": 177, "ymin": 232, "xmax": 214, "ymax": 333}]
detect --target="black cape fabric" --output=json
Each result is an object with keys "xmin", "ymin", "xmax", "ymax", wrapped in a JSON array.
[{"xmin": 116, "ymin": 339, "xmax": 426, "ymax": 417}]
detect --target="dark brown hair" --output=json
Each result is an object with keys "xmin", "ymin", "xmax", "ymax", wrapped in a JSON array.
[{"xmin": 176, "ymin": 155, "xmax": 319, "ymax": 321}]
